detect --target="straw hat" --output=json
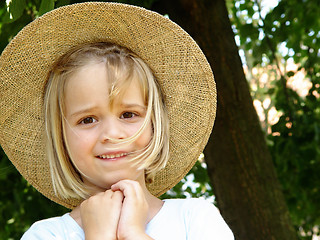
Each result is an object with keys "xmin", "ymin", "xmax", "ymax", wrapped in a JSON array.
[{"xmin": 0, "ymin": 2, "xmax": 216, "ymax": 209}]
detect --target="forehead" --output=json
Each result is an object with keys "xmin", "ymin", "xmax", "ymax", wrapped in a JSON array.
[
  {"xmin": 65, "ymin": 62, "xmax": 108, "ymax": 94},
  {"xmin": 63, "ymin": 62, "xmax": 146, "ymax": 114}
]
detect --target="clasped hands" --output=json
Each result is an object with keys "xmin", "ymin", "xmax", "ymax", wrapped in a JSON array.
[{"xmin": 80, "ymin": 180, "xmax": 153, "ymax": 240}]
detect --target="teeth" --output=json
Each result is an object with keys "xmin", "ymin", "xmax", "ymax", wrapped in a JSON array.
[{"xmin": 99, "ymin": 153, "xmax": 127, "ymax": 159}]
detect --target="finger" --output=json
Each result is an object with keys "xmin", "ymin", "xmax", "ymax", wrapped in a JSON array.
[
  {"xmin": 111, "ymin": 180, "xmax": 141, "ymax": 197},
  {"xmin": 111, "ymin": 180, "xmax": 133, "ymax": 192},
  {"xmin": 81, "ymin": 189, "xmax": 121, "ymax": 210},
  {"xmin": 80, "ymin": 190, "xmax": 123, "ymax": 239},
  {"xmin": 111, "ymin": 190, "xmax": 124, "ymax": 201},
  {"xmin": 113, "ymin": 181, "xmax": 149, "ymax": 239}
]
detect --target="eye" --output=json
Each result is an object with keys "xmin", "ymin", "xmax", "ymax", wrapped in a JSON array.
[
  {"xmin": 121, "ymin": 112, "xmax": 137, "ymax": 119},
  {"xmin": 80, "ymin": 117, "xmax": 97, "ymax": 124}
]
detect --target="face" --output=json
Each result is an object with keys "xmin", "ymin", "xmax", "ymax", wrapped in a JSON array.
[{"xmin": 63, "ymin": 62, "xmax": 152, "ymax": 193}]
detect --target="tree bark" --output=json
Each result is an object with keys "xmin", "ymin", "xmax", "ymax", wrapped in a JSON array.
[{"xmin": 152, "ymin": 0, "xmax": 298, "ymax": 239}]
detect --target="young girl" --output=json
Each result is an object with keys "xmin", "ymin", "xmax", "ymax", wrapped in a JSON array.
[{"xmin": 0, "ymin": 2, "xmax": 234, "ymax": 240}]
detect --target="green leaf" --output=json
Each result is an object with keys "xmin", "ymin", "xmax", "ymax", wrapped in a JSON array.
[
  {"xmin": 4, "ymin": 0, "xmax": 26, "ymax": 23},
  {"xmin": 55, "ymin": 0, "xmax": 71, "ymax": 8},
  {"xmin": 39, "ymin": 0, "xmax": 55, "ymax": 16},
  {"xmin": 287, "ymin": 71, "xmax": 295, "ymax": 77}
]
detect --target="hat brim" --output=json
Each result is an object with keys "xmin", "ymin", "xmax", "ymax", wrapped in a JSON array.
[{"xmin": 0, "ymin": 2, "xmax": 216, "ymax": 209}]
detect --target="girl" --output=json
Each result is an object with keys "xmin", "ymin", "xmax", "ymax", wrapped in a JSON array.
[{"xmin": 0, "ymin": 2, "xmax": 234, "ymax": 240}]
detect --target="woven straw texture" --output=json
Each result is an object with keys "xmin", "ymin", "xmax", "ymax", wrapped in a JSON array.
[{"xmin": 0, "ymin": 2, "xmax": 216, "ymax": 209}]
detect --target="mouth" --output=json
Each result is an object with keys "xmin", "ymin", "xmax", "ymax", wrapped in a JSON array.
[{"xmin": 97, "ymin": 152, "xmax": 129, "ymax": 160}]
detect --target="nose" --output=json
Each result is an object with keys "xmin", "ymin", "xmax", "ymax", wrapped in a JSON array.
[{"xmin": 99, "ymin": 116, "xmax": 126, "ymax": 143}]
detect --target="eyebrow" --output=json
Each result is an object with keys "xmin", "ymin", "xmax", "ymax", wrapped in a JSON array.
[
  {"xmin": 69, "ymin": 104, "xmax": 147, "ymax": 118},
  {"xmin": 120, "ymin": 103, "xmax": 147, "ymax": 111},
  {"xmin": 69, "ymin": 106, "xmax": 100, "ymax": 118}
]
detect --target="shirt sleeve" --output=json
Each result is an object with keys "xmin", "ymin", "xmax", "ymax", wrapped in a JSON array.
[
  {"xmin": 21, "ymin": 223, "xmax": 59, "ymax": 240},
  {"xmin": 20, "ymin": 214, "xmax": 84, "ymax": 240},
  {"xmin": 186, "ymin": 199, "xmax": 234, "ymax": 240}
]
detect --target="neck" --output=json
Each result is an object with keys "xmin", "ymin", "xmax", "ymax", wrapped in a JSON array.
[{"xmin": 141, "ymin": 184, "xmax": 164, "ymax": 223}]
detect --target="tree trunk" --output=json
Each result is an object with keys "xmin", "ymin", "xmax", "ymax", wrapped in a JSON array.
[{"xmin": 152, "ymin": 0, "xmax": 298, "ymax": 239}]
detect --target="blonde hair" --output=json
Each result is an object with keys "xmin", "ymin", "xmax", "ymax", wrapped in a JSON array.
[{"xmin": 44, "ymin": 42, "xmax": 169, "ymax": 200}]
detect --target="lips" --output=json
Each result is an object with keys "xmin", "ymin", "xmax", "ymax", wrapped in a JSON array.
[{"xmin": 97, "ymin": 152, "xmax": 128, "ymax": 160}]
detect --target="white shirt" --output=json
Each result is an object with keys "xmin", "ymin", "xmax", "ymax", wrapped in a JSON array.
[{"xmin": 21, "ymin": 198, "xmax": 234, "ymax": 240}]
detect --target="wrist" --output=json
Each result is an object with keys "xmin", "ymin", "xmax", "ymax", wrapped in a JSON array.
[
  {"xmin": 118, "ymin": 228, "xmax": 153, "ymax": 240},
  {"xmin": 119, "ymin": 233, "xmax": 153, "ymax": 240},
  {"xmin": 85, "ymin": 232, "xmax": 117, "ymax": 240}
]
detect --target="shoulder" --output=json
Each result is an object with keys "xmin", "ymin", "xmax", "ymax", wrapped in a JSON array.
[
  {"xmin": 165, "ymin": 198, "xmax": 234, "ymax": 239},
  {"xmin": 21, "ymin": 213, "xmax": 84, "ymax": 240},
  {"xmin": 164, "ymin": 198, "xmax": 217, "ymax": 213}
]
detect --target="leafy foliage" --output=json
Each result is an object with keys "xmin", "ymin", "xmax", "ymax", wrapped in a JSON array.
[
  {"xmin": 161, "ymin": 159, "xmax": 214, "ymax": 202},
  {"xmin": 0, "ymin": 147, "xmax": 68, "ymax": 239},
  {"xmin": 230, "ymin": 0, "xmax": 320, "ymax": 238}
]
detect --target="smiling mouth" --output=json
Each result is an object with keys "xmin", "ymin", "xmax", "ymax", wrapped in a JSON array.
[{"xmin": 97, "ymin": 152, "xmax": 128, "ymax": 160}]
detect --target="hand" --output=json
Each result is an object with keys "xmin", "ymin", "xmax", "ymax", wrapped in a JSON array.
[
  {"xmin": 111, "ymin": 180, "xmax": 153, "ymax": 240},
  {"xmin": 80, "ymin": 189, "xmax": 124, "ymax": 240}
]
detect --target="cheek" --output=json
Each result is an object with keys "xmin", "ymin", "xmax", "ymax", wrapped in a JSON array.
[
  {"xmin": 64, "ymin": 126, "xmax": 95, "ymax": 155},
  {"xmin": 137, "ymin": 124, "xmax": 153, "ymax": 147}
]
